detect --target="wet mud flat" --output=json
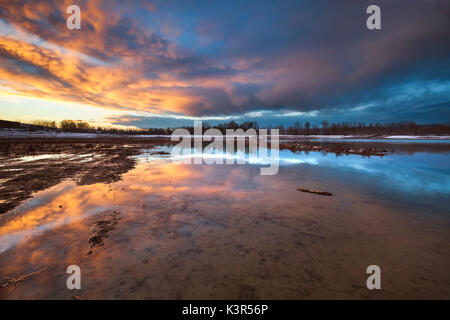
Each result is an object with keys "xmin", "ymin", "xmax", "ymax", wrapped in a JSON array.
[
  {"xmin": 279, "ymin": 140, "xmax": 450, "ymax": 157},
  {"xmin": 0, "ymin": 138, "xmax": 449, "ymax": 299},
  {"xmin": 0, "ymin": 137, "xmax": 170, "ymax": 214},
  {"xmin": 280, "ymin": 142, "xmax": 389, "ymax": 156},
  {"xmin": 0, "ymin": 137, "xmax": 402, "ymax": 215}
]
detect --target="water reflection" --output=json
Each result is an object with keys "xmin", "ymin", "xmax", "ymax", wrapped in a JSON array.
[
  {"xmin": 140, "ymin": 145, "xmax": 450, "ymax": 194},
  {"xmin": 281, "ymin": 150, "xmax": 450, "ymax": 194},
  {"xmin": 0, "ymin": 143, "xmax": 449, "ymax": 299},
  {"xmin": 1, "ymin": 147, "xmax": 449, "ymax": 253}
]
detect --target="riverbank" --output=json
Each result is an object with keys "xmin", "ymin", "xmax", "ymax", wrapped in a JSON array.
[{"xmin": 1, "ymin": 129, "xmax": 449, "ymax": 140}]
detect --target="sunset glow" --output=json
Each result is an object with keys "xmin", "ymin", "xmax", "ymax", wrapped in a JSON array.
[{"xmin": 1, "ymin": 0, "xmax": 449, "ymax": 128}]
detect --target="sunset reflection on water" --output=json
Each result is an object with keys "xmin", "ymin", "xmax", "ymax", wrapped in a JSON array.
[{"xmin": 0, "ymin": 146, "xmax": 449, "ymax": 299}]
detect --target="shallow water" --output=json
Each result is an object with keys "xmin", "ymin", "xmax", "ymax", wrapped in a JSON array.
[
  {"xmin": 0, "ymin": 142, "xmax": 449, "ymax": 299},
  {"xmin": 287, "ymin": 138, "xmax": 450, "ymax": 143}
]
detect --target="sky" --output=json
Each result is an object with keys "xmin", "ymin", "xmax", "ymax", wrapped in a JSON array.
[{"xmin": 0, "ymin": 0, "xmax": 449, "ymax": 128}]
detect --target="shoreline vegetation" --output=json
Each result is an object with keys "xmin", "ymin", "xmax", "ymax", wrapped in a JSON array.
[{"xmin": 1, "ymin": 119, "xmax": 449, "ymax": 138}]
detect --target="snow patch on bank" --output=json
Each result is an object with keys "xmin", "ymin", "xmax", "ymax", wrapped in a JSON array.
[{"xmin": 0, "ymin": 129, "xmax": 449, "ymax": 140}]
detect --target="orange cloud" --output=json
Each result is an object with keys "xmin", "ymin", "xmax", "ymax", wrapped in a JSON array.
[{"xmin": 0, "ymin": 0, "xmax": 239, "ymax": 117}]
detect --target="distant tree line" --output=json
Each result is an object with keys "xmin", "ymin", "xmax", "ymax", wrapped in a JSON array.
[
  {"xmin": 25, "ymin": 119, "xmax": 261, "ymax": 135},
  {"xmin": 1, "ymin": 119, "xmax": 449, "ymax": 136},
  {"xmin": 29, "ymin": 120, "xmax": 173, "ymax": 135},
  {"xmin": 174, "ymin": 120, "xmax": 450, "ymax": 136},
  {"xmin": 179, "ymin": 121, "xmax": 259, "ymax": 134},
  {"xmin": 276, "ymin": 121, "xmax": 450, "ymax": 136}
]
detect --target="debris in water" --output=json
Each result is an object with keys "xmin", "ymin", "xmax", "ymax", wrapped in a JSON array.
[
  {"xmin": 87, "ymin": 211, "xmax": 121, "ymax": 255},
  {"xmin": 150, "ymin": 151, "xmax": 171, "ymax": 155},
  {"xmin": 297, "ymin": 188, "xmax": 332, "ymax": 196},
  {"xmin": 0, "ymin": 266, "xmax": 52, "ymax": 288}
]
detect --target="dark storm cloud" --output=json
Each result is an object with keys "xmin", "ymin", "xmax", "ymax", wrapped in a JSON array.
[{"xmin": 145, "ymin": 0, "xmax": 450, "ymax": 117}]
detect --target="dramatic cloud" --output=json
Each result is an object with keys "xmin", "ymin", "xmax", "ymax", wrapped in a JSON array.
[{"xmin": 0, "ymin": 0, "xmax": 449, "ymax": 126}]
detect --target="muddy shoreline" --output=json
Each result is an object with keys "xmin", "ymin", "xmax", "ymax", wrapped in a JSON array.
[
  {"xmin": 1, "ymin": 137, "xmax": 449, "ymax": 215},
  {"xmin": 0, "ymin": 138, "xmax": 171, "ymax": 214},
  {"xmin": 279, "ymin": 142, "xmax": 389, "ymax": 156}
]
